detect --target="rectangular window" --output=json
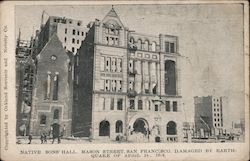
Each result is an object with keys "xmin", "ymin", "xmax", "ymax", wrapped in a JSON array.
[
  {"xmin": 82, "ymin": 32, "xmax": 84, "ymax": 36},
  {"xmin": 64, "ymin": 37, "xmax": 67, "ymax": 43},
  {"xmin": 129, "ymin": 100, "xmax": 135, "ymax": 110},
  {"xmin": 129, "ymin": 81, "xmax": 134, "ymax": 91},
  {"xmin": 72, "ymin": 38, "xmax": 75, "ymax": 43},
  {"xmin": 138, "ymin": 100, "xmax": 143, "ymax": 110},
  {"xmin": 110, "ymin": 98, "xmax": 114, "ymax": 110},
  {"xmin": 165, "ymin": 42, "xmax": 170, "ymax": 53},
  {"xmin": 106, "ymin": 36, "xmax": 109, "ymax": 45},
  {"xmin": 111, "ymin": 58, "xmax": 116, "ymax": 72},
  {"xmin": 52, "ymin": 73, "xmax": 59, "ymax": 100},
  {"xmin": 165, "ymin": 101, "xmax": 170, "ymax": 111},
  {"xmin": 117, "ymin": 99, "xmax": 123, "ymax": 110},
  {"xmin": 72, "ymin": 29, "xmax": 75, "ymax": 35},
  {"xmin": 77, "ymin": 31, "xmax": 80, "ymax": 35},
  {"xmin": 100, "ymin": 56, "xmax": 105, "ymax": 71},
  {"xmin": 105, "ymin": 80, "xmax": 110, "ymax": 91},
  {"xmin": 117, "ymin": 58, "xmax": 122, "ymax": 72},
  {"xmin": 65, "ymin": 28, "xmax": 67, "ymax": 34},
  {"xmin": 72, "ymin": 47, "xmax": 75, "ymax": 53},
  {"xmin": 115, "ymin": 38, "xmax": 119, "ymax": 45},
  {"xmin": 155, "ymin": 105, "xmax": 159, "ymax": 111},
  {"xmin": 106, "ymin": 57, "xmax": 111, "ymax": 71},
  {"xmin": 129, "ymin": 60, "xmax": 134, "ymax": 73},
  {"xmin": 111, "ymin": 80, "xmax": 116, "ymax": 91},
  {"xmin": 45, "ymin": 72, "xmax": 51, "ymax": 100},
  {"xmin": 170, "ymin": 43, "xmax": 175, "ymax": 53},
  {"xmin": 117, "ymin": 80, "xmax": 122, "ymax": 92},
  {"xmin": 173, "ymin": 101, "xmax": 177, "ymax": 112}
]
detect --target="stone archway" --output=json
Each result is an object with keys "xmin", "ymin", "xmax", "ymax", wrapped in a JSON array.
[
  {"xmin": 99, "ymin": 120, "xmax": 110, "ymax": 136},
  {"xmin": 132, "ymin": 118, "xmax": 149, "ymax": 135}
]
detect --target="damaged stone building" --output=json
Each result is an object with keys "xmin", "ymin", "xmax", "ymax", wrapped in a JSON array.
[{"xmin": 73, "ymin": 7, "xmax": 184, "ymax": 142}]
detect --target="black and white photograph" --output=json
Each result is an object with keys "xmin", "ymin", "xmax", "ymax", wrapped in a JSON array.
[{"xmin": 0, "ymin": 1, "xmax": 249, "ymax": 161}]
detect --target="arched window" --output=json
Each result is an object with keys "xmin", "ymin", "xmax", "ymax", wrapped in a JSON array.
[
  {"xmin": 115, "ymin": 120, "xmax": 123, "ymax": 133},
  {"xmin": 53, "ymin": 109, "xmax": 59, "ymax": 119},
  {"xmin": 130, "ymin": 37, "xmax": 135, "ymax": 44},
  {"xmin": 152, "ymin": 42, "xmax": 156, "ymax": 51},
  {"xmin": 99, "ymin": 120, "xmax": 110, "ymax": 136},
  {"xmin": 137, "ymin": 39, "xmax": 142, "ymax": 50},
  {"xmin": 166, "ymin": 121, "xmax": 177, "ymax": 135},
  {"xmin": 40, "ymin": 115, "xmax": 46, "ymax": 125},
  {"xmin": 144, "ymin": 40, "xmax": 149, "ymax": 51}
]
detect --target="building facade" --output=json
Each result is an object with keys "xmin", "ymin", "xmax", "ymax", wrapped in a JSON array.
[
  {"xmin": 74, "ymin": 7, "xmax": 184, "ymax": 142},
  {"xmin": 29, "ymin": 34, "xmax": 74, "ymax": 136},
  {"xmin": 194, "ymin": 96, "xmax": 228, "ymax": 137},
  {"xmin": 36, "ymin": 15, "xmax": 89, "ymax": 55}
]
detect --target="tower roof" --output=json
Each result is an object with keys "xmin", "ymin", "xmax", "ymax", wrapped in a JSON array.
[{"xmin": 106, "ymin": 6, "xmax": 119, "ymax": 17}]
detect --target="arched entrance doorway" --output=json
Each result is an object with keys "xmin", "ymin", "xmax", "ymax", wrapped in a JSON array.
[
  {"xmin": 133, "ymin": 118, "xmax": 148, "ymax": 135},
  {"xmin": 99, "ymin": 120, "xmax": 110, "ymax": 136},
  {"xmin": 166, "ymin": 121, "xmax": 177, "ymax": 135}
]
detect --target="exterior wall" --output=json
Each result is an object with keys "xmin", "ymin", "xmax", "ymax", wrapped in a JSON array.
[
  {"xmin": 74, "ymin": 8, "xmax": 184, "ymax": 142},
  {"xmin": 72, "ymin": 26, "xmax": 95, "ymax": 137},
  {"xmin": 30, "ymin": 34, "xmax": 73, "ymax": 136},
  {"xmin": 37, "ymin": 16, "xmax": 88, "ymax": 56},
  {"xmin": 57, "ymin": 22, "xmax": 88, "ymax": 55}
]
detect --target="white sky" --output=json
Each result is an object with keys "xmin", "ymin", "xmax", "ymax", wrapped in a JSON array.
[{"xmin": 15, "ymin": 4, "xmax": 245, "ymax": 122}]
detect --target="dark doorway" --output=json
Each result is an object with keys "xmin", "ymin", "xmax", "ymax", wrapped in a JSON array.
[
  {"xmin": 167, "ymin": 121, "xmax": 177, "ymax": 135},
  {"xmin": 133, "ymin": 118, "xmax": 148, "ymax": 135},
  {"xmin": 99, "ymin": 120, "xmax": 110, "ymax": 136},
  {"xmin": 52, "ymin": 123, "xmax": 60, "ymax": 137},
  {"xmin": 155, "ymin": 136, "xmax": 161, "ymax": 142}
]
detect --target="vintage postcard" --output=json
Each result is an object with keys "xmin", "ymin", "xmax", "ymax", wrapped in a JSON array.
[{"xmin": 0, "ymin": 0, "xmax": 249, "ymax": 161}]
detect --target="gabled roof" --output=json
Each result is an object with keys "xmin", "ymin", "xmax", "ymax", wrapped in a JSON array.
[
  {"xmin": 106, "ymin": 7, "xmax": 119, "ymax": 17},
  {"xmin": 101, "ymin": 6, "xmax": 125, "ymax": 28}
]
